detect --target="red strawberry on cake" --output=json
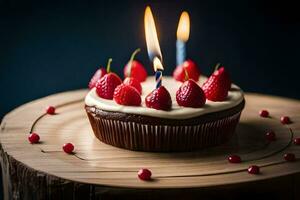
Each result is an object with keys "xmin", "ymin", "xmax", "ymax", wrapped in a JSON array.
[
  {"xmin": 173, "ymin": 59, "xmax": 200, "ymax": 82},
  {"xmin": 95, "ymin": 59, "xmax": 122, "ymax": 100},
  {"xmin": 123, "ymin": 77, "xmax": 142, "ymax": 95},
  {"xmin": 122, "ymin": 49, "xmax": 143, "ymax": 94},
  {"xmin": 145, "ymin": 86, "xmax": 172, "ymax": 111},
  {"xmin": 176, "ymin": 79, "xmax": 206, "ymax": 108},
  {"xmin": 123, "ymin": 49, "xmax": 148, "ymax": 82},
  {"xmin": 202, "ymin": 64, "xmax": 231, "ymax": 101},
  {"xmin": 176, "ymin": 68, "xmax": 206, "ymax": 108},
  {"xmin": 88, "ymin": 67, "xmax": 107, "ymax": 89},
  {"xmin": 113, "ymin": 84, "xmax": 141, "ymax": 106}
]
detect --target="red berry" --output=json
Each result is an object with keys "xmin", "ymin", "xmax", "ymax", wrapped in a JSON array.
[
  {"xmin": 202, "ymin": 67, "xmax": 231, "ymax": 101},
  {"xmin": 294, "ymin": 138, "xmax": 300, "ymax": 145},
  {"xmin": 145, "ymin": 86, "xmax": 172, "ymax": 111},
  {"xmin": 176, "ymin": 80, "xmax": 206, "ymax": 108},
  {"xmin": 259, "ymin": 110, "xmax": 269, "ymax": 117},
  {"xmin": 123, "ymin": 77, "xmax": 142, "ymax": 94},
  {"xmin": 28, "ymin": 133, "xmax": 40, "ymax": 144},
  {"xmin": 248, "ymin": 165, "xmax": 260, "ymax": 174},
  {"xmin": 138, "ymin": 168, "xmax": 152, "ymax": 180},
  {"xmin": 88, "ymin": 68, "xmax": 107, "ymax": 89},
  {"xmin": 280, "ymin": 116, "xmax": 291, "ymax": 124},
  {"xmin": 173, "ymin": 60, "xmax": 201, "ymax": 82},
  {"xmin": 63, "ymin": 143, "xmax": 74, "ymax": 154},
  {"xmin": 284, "ymin": 153, "xmax": 296, "ymax": 162},
  {"xmin": 96, "ymin": 73, "xmax": 122, "ymax": 100},
  {"xmin": 124, "ymin": 60, "xmax": 148, "ymax": 82},
  {"xmin": 113, "ymin": 84, "xmax": 141, "ymax": 106},
  {"xmin": 266, "ymin": 131, "xmax": 276, "ymax": 142},
  {"xmin": 228, "ymin": 155, "xmax": 241, "ymax": 163},
  {"xmin": 46, "ymin": 106, "xmax": 55, "ymax": 115}
]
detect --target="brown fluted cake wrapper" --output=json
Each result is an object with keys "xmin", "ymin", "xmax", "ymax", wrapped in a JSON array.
[{"xmin": 86, "ymin": 110, "xmax": 242, "ymax": 152}]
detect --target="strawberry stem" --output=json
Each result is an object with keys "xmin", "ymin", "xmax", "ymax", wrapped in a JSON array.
[
  {"xmin": 127, "ymin": 48, "xmax": 141, "ymax": 77},
  {"xmin": 183, "ymin": 66, "xmax": 189, "ymax": 81},
  {"xmin": 214, "ymin": 63, "xmax": 221, "ymax": 72},
  {"xmin": 106, "ymin": 58, "xmax": 112, "ymax": 73}
]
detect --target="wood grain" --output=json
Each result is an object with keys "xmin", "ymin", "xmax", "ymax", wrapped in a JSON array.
[{"xmin": 1, "ymin": 90, "xmax": 300, "ymax": 199}]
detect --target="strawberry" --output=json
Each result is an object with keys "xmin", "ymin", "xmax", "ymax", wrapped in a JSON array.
[
  {"xmin": 123, "ymin": 77, "xmax": 142, "ymax": 94},
  {"xmin": 88, "ymin": 68, "xmax": 107, "ymax": 89},
  {"xmin": 124, "ymin": 61, "xmax": 148, "ymax": 82},
  {"xmin": 96, "ymin": 73, "xmax": 122, "ymax": 100},
  {"xmin": 123, "ymin": 49, "xmax": 147, "ymax": 82},
  {"xmin": 145, "ymin": 86, "xmax": 172, "ymax": 111},
  {"xmin": 113, "ymin": 84, "xmax": 141, "ymax": 106},
  {"xmin": 173, "ymin": 59, "xmax": 200, "ymax": 82},
  {"xmin": 176, "ymin": 80, "xmax": 206, "ymax": 108},
  {"xmin": 202, "ymin": 67, "xmax": 231, "ymax": 101},
  {"xmin": 221, "ymin": 67, "xmax": 231, "ymax": 90},
  {"xmin": 95, "ymin": 59, "xmax": 122, "ymax": 100}
]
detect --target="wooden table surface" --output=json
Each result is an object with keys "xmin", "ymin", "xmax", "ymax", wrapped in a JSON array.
[{"xmin": 1, "ymin": 90, "xmax": 300, "ymax": 199}]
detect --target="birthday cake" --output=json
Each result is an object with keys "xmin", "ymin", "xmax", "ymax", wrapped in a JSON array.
[
  {"xmin": 85, "ymin": 7, "xmax": 244, "ymax": 152},
  {"xmin": 85, "ymin": 58, "xmax": 245, "ymax": 152}
]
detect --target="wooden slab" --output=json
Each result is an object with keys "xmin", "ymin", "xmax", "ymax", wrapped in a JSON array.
[{"xmin": 1, "ymin": 90, "xmax": 300, "ymax": 192}]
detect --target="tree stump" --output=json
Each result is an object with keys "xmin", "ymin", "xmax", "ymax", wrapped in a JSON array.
[{"xmin": 1, "ymin": 90, "xmax": 300, "ymax": 199}]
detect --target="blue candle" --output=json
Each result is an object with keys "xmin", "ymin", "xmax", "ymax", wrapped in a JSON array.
[
  {"xmin": 176, "ymin": 11, "xmax": 190, "ymax": 66},
  {"xmin": 176, "ymin": 40, "xmax": 186, "ymax": 66},
  {"xmin": 155, "ymin": 70, "xmax": 162, "ymax": 89}
]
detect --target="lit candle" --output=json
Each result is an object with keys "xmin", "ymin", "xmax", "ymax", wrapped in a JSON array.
[
  {"xmin": 154, "ymin": 57, "xmax": 163, "ymax": 88},
  {"xmin": 176, "ymin": 11, "xmax": 190, "ymax": 66},
  {"xmin": 144, "ymin": 6, "xmax": 164, "ymax": 89}
]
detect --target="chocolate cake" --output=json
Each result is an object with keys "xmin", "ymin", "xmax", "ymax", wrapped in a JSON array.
[{"xmin": 85, "ymin": 76, "xmax": 245, "ymax": 152}]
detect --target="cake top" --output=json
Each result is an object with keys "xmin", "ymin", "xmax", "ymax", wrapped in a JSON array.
[{"xmin": 85, "ymin": 76, "xmax": 244, "ymax": 119}]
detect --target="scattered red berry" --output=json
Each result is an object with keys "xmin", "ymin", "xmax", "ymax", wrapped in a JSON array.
[
  {"xmin": 145, "ymin": 86, "xmax": 172, "ymax": 111},
  {"xmin": 46, "ymin": 106, "xmax": 55, "ymax": 115},
  {"xmin": 202, "ymin": 67, "xmax": 231, "ymax": 101},
  {"xmin": 88, "ymin": 68, "xmax": 107, "ymax": 89},
  {"xmin": 294, "ymin": 138, "xmax": 300, "ymax": 145},
  {"xmin": 176, "ymin": 80, "xmax": 206, "ymax": 108},
  {"xmin": 138, "ymin": 168, "xmax": 152, "ymax": 180},
  {"xmin": 284, "ymin": 153, "xmax": 296, "ymax": 162},
  {"xmin": 63, "ymin": 143, "xmax": 74, "ymax": 154},
  {"xmin": 280, "ymin": 116, "xmax": 291, "ymax": 124},
  {"xmin": 248, "ymin": 165, "xmax": 260, "ymax": 174},
  {"xmin": 28, "ymin": 133, "xmax": 40, "ymax": 144},
  {"xmin": 96, "ymin": 73, "xmax": 122, "ymax": 100},
  {"xmin": 259, "ymin": 110, "xmax": 269, "ymax": 118},
  {"xmin": 228, "ymin": 155, "xmax": 241, "ymax": 163},
  {"xmin": 124, "ymin": 60, "xmax": 148, "ymax": 82},
  {"xmin": 113, "ymin": 84, "xmax": 141, "ymax": 106},
  {"xmin": 173, "ymin": 60, "xmax": 200, "ymax": 82},
  {"xmin": 123, "ymin": 77, "xmax": 142, "ymax": 94},
  {"xmin": 265, "ymin": 131, "xmax": 276, "ymax": 142}
]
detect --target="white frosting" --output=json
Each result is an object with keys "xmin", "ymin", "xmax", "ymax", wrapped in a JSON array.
[{"xmin": 85, "ymin": 76, "xmax": 244, "ymax": 119}]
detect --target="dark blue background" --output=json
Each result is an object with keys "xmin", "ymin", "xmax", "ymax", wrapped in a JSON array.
[
  {"xmin": 1, "ymin": 0, "xmax": 300, "ymax": 119},
  {"xmin": 0, "ymin": 0, "xmax": 300, "ymax": 198}
]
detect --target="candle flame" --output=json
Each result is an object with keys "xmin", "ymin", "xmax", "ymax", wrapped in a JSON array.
[
  {"xmin": 153, "ymin": 57, "xmax": 164, "ymax": 71},
  {"xmin": 177, "ymin": 11, "xmax": 190, "ymax": 42},
  {"xmin": 144, "ymin": 6, "xmax": 162, "ymax": 62}
]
